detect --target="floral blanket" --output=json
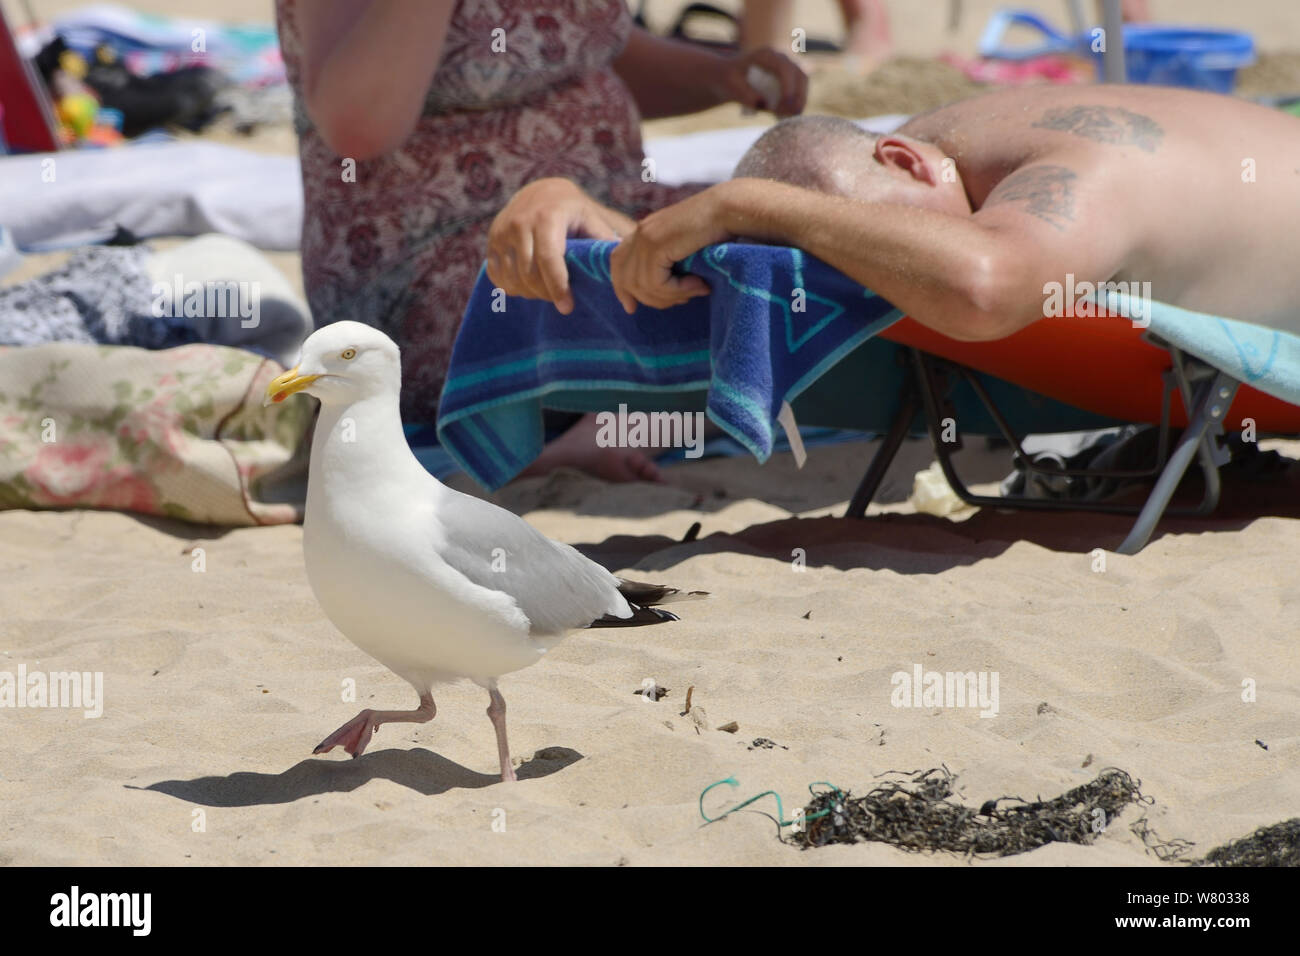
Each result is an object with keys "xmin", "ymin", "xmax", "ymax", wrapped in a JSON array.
[{"xmin": 0, "ymin": 342, "xmax": 312, "ymax": 525}]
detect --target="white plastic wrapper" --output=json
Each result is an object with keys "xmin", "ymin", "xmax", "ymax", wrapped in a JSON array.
[
  {"xmin": 745, "ymin": 64, "xmax": 782, "ymax": 111},
  {"xmin": 910, "ymin": 461, "xmax": 966, "ymax": 517}
]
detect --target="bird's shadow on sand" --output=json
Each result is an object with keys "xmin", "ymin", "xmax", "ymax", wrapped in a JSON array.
[{"xmin": 128, "ymin": 746, "xmax": 582, "ymax": 807}]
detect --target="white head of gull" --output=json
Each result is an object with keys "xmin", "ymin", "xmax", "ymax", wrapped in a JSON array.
[{"xmin": 265, "ymin": 321, "xmax": 705, "ymax": 782}]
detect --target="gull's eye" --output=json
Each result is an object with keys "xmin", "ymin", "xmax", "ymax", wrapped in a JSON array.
[{"xmin": 340, "ymin": 348, "xmax": 357, "ymax": 360}]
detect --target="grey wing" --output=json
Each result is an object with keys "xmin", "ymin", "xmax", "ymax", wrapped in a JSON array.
[{"xmin": 435, "ymin": 490, "xmax": 631, "ymax": 635}]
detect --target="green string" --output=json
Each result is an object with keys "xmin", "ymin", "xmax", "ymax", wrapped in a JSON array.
[{"xmin": 699, "ymin": 777, "xmax": 846, "ymax": 830}]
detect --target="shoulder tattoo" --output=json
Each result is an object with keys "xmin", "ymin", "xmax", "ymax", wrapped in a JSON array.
[
  {"xmin": 1031, "ymin": 105, "xmax": 1164, "ymax": 152},
  {"xmin": 984, "ymin": 165, "xmax": 1078, "ymax": 232}
]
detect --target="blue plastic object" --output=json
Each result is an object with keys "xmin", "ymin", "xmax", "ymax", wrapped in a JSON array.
[
  {"xmin": 1121, "ymin": 25, "xmax": 1255, "ymax": 93},
  {"xmin": 978, "ymin": 10, "xmax": 1076, "ymax": 61},
  {"xmin": 978, "ymin": 10, "xmax": 1255, "ymax": 92}
]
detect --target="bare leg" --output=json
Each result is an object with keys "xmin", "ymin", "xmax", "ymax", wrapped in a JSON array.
[
  {"xmin": 314, "ymin": 692, "xmax": 436, "ymax": 759},
  {"xmin": 521, "ymin": 412, "xmax": 664, "ymax": 484},
  {"xmin": 1115, "ymin": 0, "xmax": 1150, "ymax": 22},
  {"xmin": 739, "ymin": 0, "xmax": 796, "ymax": 53},
  {"xmin": 486, "ymin": 685, "xmax": 517, "ymax": 783},
  {"xmin": 838, "ymin": 0, "xmax": 891, "ymax": 61}
]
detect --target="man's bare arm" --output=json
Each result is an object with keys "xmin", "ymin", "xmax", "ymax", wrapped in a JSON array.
[
  {"xmin": 980, "ymin": 164, "xmax": 1078, "ymax": 232},
  {"xmin": 612, "ymin": 167, "xmax": 1135, "ymax": 340},
  {"xmin": 717, "ymin": 174, "xmax": 1129, "ymax": 340}
]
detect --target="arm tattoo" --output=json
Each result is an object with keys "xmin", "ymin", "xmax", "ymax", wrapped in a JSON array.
[
  {"xmin": 1031, "ymin": 105, "xmax": 1164, "ymax": 152},
  {"xmin": 984, "ymin": 165, "xmax": 1078, "ymax": 232}
]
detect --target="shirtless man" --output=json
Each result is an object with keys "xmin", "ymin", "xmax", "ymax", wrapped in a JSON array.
[{"xmin": 489, "ymin": 85, "xmax": 1300, "ymax": 341}]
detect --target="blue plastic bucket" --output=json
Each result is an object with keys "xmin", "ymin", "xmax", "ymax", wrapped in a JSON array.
[
  {"xmin": 979, "ymin": 11, "xmax": 1256, "ymax": 93},
  {"xmin": 1097, "ymin": 25, "xmax": 1255, "ymax": 92}
]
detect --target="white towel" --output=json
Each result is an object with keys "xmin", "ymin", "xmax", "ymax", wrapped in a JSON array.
[
  {"xmin": 643, "ymin": 114, "xmax": 910, "ymax": 186},
  {"xmin": 0, "ymin": 141, "xmax": 302, "ymax": 251}
]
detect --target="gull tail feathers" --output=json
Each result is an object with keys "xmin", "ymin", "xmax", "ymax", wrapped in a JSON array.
[{"xmin": 615, "ymin": 578, "xmax": 709, "ymax": 607}]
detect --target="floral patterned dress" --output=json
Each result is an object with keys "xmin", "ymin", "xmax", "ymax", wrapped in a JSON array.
[{"xmin": 276, "ymin": 0, "xmax": 701, "ymax": 421}]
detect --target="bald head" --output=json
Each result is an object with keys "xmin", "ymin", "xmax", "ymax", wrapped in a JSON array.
[
  {"xmin": 734, "ymin": 115, "xmax": 881, "ymax": 197},
  {"xmin": 733, "ymin": 114, "xmax": 971, "ymax": 215}
]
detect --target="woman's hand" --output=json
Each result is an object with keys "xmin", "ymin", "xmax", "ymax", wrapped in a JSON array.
[
  {"xmin": 486, "ymin": 178, "xmax": 633, "ymax": 315},
  {"xmin": 609, "ymin": 184, "xmax": 737, "ymax": 313},
  {"xmin": 715, "ymin": 47, "xmax": 808, "ymax": 118},
  {"xmin": 614, "ymin": 30, "xmax": 807, "ymax": 120}
]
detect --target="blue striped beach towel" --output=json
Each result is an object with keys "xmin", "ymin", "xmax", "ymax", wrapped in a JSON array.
[
  {"xmin": 437, "ymin": 239, "xmax": 902, "ymax": 489},
  {"xmin": 437, "ymin": 239, "xmax": 1300, "ymax": 491}
]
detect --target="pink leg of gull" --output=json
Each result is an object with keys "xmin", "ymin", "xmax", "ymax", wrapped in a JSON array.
[
  {"xmin": 313, "ymin": 692, "xmax": 436, "ymax": 759},
  {"xmin": 486, "ymin": 685, "xmax": 517, "ymax": 783}
]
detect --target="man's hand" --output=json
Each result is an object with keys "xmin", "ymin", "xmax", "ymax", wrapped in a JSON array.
[
  {"xmin": 609, "ymin": 184, "xmax": 736, "ymax": 314},
  {"xmin": 486, "ymin": 178, "xmax": 633, "ymax": 315}
]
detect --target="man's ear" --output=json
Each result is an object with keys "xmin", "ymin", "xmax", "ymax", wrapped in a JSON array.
[{"xmin": 874, "ymin": 135, "xmax": 939, "ymax": 186}]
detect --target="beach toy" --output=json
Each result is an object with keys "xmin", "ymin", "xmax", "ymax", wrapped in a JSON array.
[
  {"xmin": 82, "ymin": 124, "xmax": 124, "ymax": 147},
  {"xmin": 58, "ymin": 47, "xmax": 88, "ymax": 80},
  {"xmin": 95, "ymin": 107, "xmax": 124, "ymax": 131},
  {"xmin": 978, "ymin": 10, "xmax": 1080, "ymax": 61},
  {"xmin": 939, "ymin": 50, "xmax": 1088, "ymax": 85},
  {"xmin": 55, "ymin": 92, "xmax": 98, "ymax": 139},
  {"xmin": 978, "ymin": 9, "xmax": 1255, "ymax": 92},
  {"xmin": 1121, "ymin": 26, "xmax": 1256, "ymax": 94}
]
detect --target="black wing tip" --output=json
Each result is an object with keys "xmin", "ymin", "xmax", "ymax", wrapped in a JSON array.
[
  {"xmin": 589, "ymin": 604, "xmax": 681, "ymax": 627},
  {"xmin": 615, "ymin": 579, "xmax": 710, "ymax": 607}
]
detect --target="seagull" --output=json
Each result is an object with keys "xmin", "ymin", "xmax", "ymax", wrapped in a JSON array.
[{"xmin": 265, "ymin": 321, "xmax": 705, "ymax": 782}]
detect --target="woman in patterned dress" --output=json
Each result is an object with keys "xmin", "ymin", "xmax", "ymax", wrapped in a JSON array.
[{"xmin": 276, "ymin": 0, "xmax": 806, "ymax": 479}]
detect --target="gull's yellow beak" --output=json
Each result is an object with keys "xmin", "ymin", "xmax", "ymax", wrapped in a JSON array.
[{"xmin": 264, "ymin": 366, "xmax": 320, "ymax": 406}]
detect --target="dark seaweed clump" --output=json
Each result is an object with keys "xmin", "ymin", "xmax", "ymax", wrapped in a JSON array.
[
  {"xmin": 788, "ymin": 766, "xmax": 1297, "ymax": 865},
  {"xmin": 792, "ymin": 767, "xmax": 1164, "ymax": 858},
  {"xmin": 1202, "ymin": 819, "xmax": 1300, "ymax": 867}
]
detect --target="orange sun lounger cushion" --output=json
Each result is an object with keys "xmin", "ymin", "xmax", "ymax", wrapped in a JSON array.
[{"xmin": 879, "ymin": 313, "xmax": 1300, "ymax": 434}]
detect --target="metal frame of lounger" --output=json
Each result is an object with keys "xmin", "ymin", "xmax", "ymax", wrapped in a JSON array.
[{"xmin": 844, "ymin": 337, "xmax": 1241, "ymax": 554}]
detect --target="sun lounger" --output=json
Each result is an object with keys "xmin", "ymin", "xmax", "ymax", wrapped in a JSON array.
[
  {"xmin": 854, "ymin": 307, "xmax": 1300, "ymax": 553},
  {"xmin": 439, "ymin": 239, "xmax": 1300, "ymax": 553}
]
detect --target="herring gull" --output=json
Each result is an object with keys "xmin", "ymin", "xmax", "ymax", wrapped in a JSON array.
[{"xmin": 265, "ymin": 321, "xmax": 705, "ymax": 782}]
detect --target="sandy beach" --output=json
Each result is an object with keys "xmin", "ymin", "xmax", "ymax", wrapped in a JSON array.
[
  {"xmin": 4, "ymin": 435, "xmax": 1299, "ymax": 865},
  {"xmin": 3, "ymin": 0, "xmax": 1299, "ymax": 867}
]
